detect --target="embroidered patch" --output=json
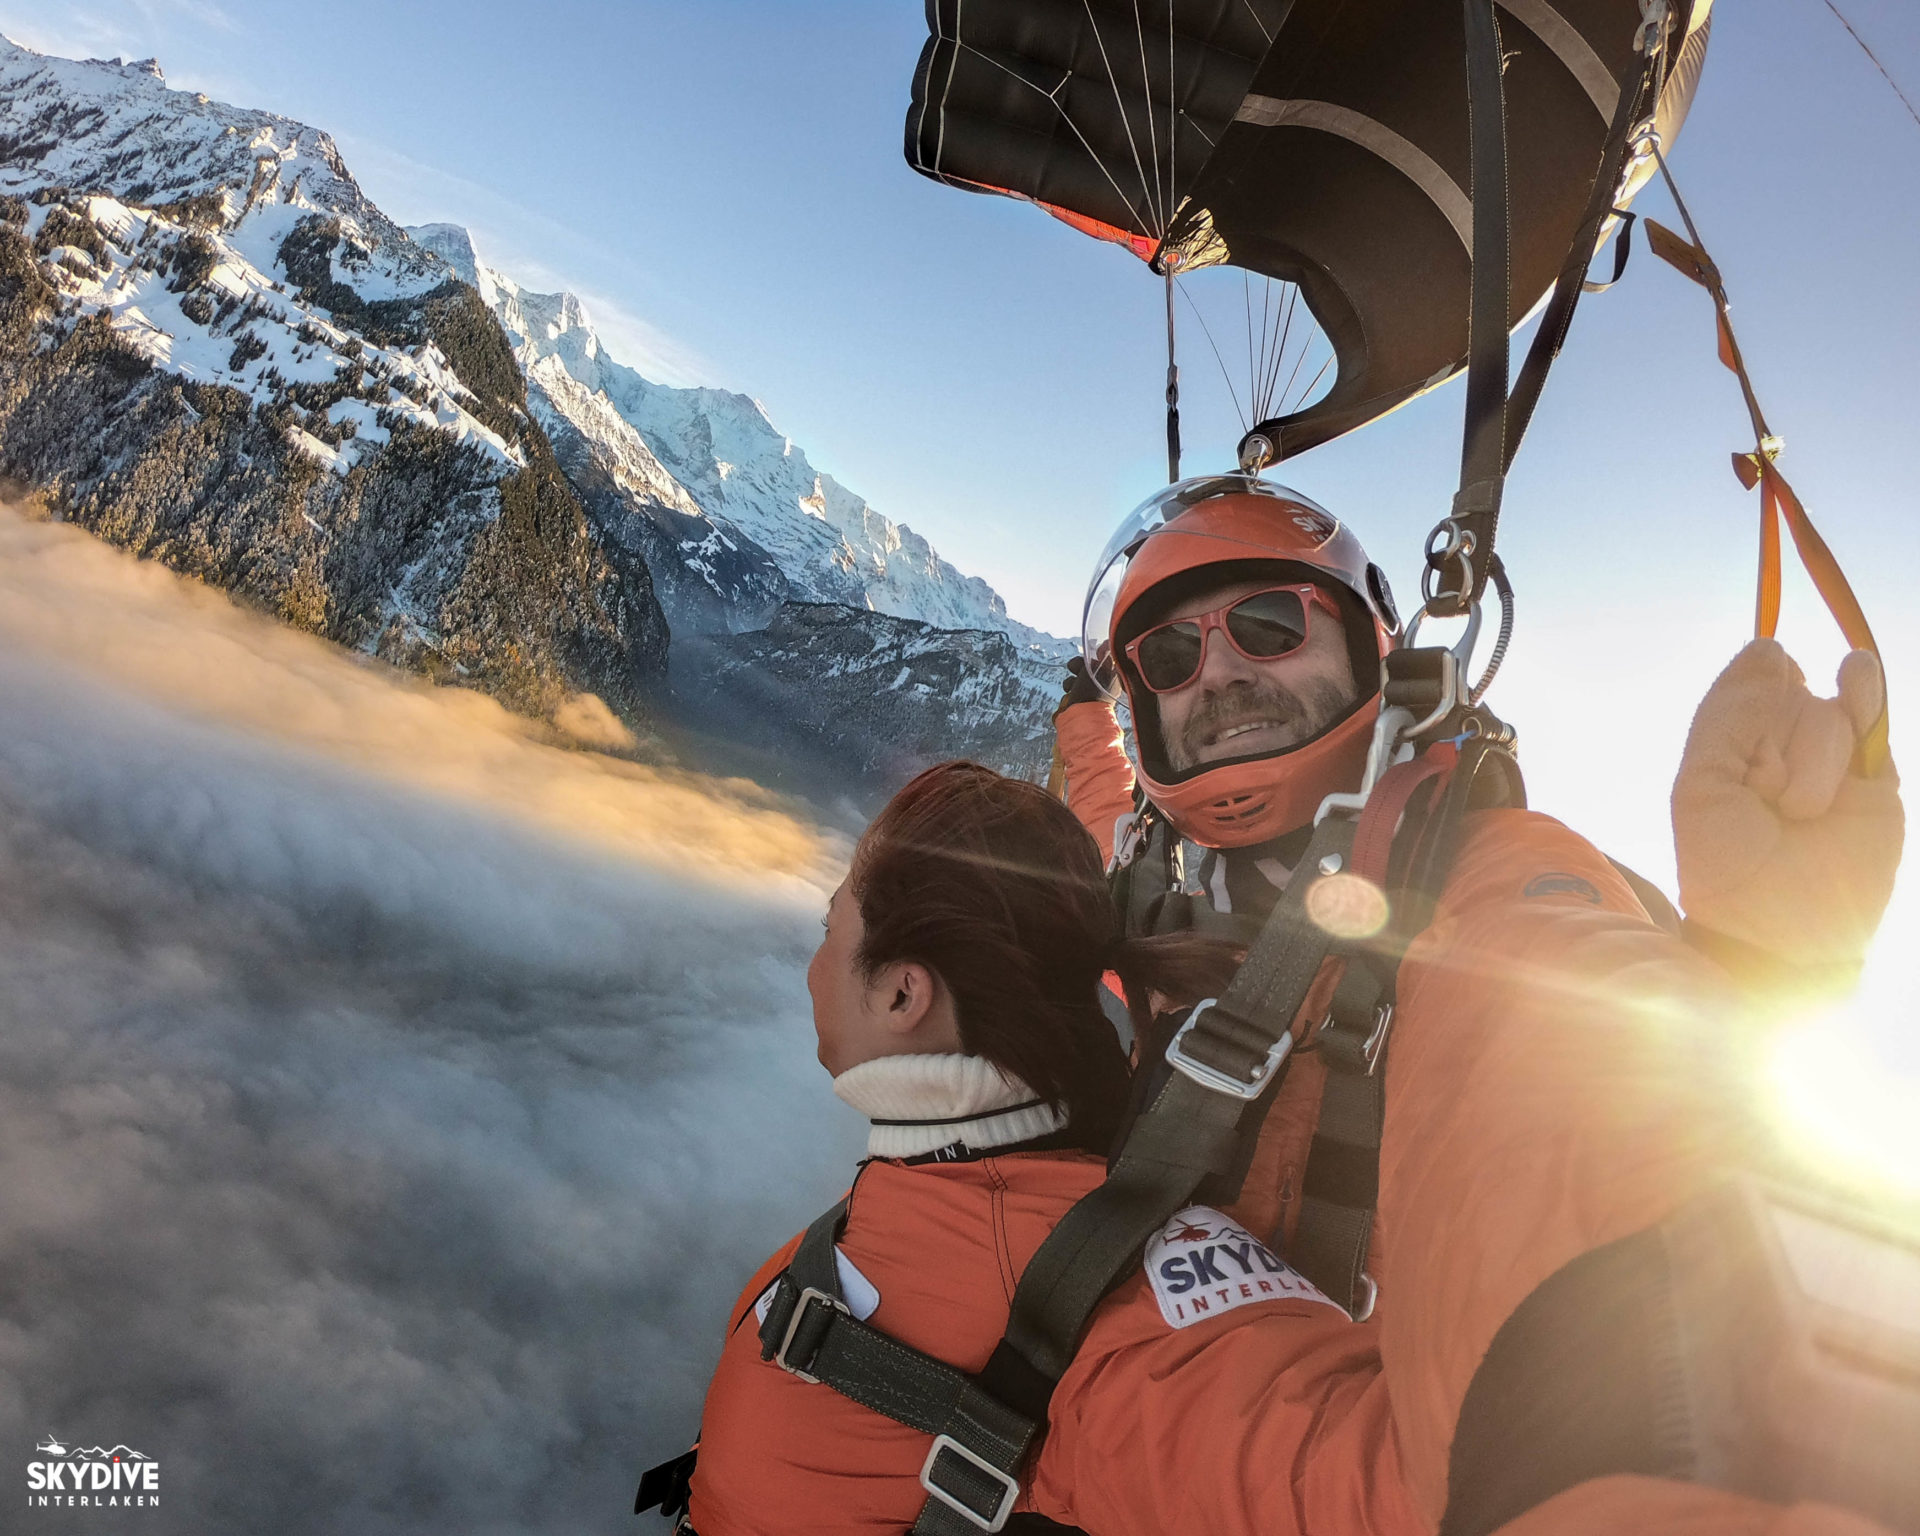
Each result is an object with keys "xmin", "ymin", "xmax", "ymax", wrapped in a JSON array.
[
  {"xmin": 1144, "ymin": 1206, "xmax": 1342, "ymax": 1328},
  {"xmin": 754, "ymin": 1248, "xmax": 881, "ymax": 1325},
  {"xmin": 1523, "ymin": 872, "xmax": 1603, "ymax": 904}
]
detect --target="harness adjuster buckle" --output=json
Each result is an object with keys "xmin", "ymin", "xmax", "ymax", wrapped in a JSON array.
[
  {"xmin": 1165, "ymin": 998, "xmax": 1293, "ymax": 1101},
  {"xmin": 1363, "ymin": 1002, "xmax": 1395, "ymax": 1075},
  {"xmin": 920, "ymin": 1433, "xmax": 1020, "ymax": 1533},
  {"xmin": 771, "ymin": 1285, "xmax": 848, "ymax": 1385}
]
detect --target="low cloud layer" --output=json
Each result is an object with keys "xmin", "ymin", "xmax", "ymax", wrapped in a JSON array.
[{"xmin": 0, "ymin": 508, "xmax": 865, "ymax": 1533}]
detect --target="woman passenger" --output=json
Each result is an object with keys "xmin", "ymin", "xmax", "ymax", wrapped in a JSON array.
[{"xmin": 658, "ymin": 761, "xmax": 1404, "ymax": 1536}]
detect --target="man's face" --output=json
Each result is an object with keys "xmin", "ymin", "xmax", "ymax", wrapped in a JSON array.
[{"xmin": 1147, "ymin": 576, "xmax": 1363, "ymax": 773}]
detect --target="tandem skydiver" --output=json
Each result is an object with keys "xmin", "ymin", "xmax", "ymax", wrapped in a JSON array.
[{"xmin": 1033, "ymin": 471, "xmax": 1907, "ymax": 1534}]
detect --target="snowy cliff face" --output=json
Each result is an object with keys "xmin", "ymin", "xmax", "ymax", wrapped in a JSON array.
[
  {"xmin": 408, "ymin": 221, "xmax": 1068, "ymax": 657},
  {"xmin": 0, "ymin": 37, "xmax": 667, "ymax": 723},
  {"xmin": 413, "ymin": 220, "xmax": 792, "ymax": 636},
  {"xmin": 673, "ymin": 603, "xmax": 1061, "ymax": 795},
  {"xmin": 0, "ymin": 45, "xmax": 424, "ymax": 262}
]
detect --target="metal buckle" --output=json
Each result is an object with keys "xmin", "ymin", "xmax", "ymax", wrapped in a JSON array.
[
  {"xmin": 772, "ymin": 1286, "xmax": 847, "ymax": 1385},
  {"xmin": 1165, "ymin": 998, "xmax": 1293, "ymax": 1100},
  {"xmin": 1363, "ymin": 1002, "xmax": 1395, "ymax": 1075},
  {"xmin": 1352, "ymin": 1273, "xmax": 1379, "ymax": 1323},
  {"xmin": 920, "ymin": 1434, "xmax": 1020, "ymax": 1533}
]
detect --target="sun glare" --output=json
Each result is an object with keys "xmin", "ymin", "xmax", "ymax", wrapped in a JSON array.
[{"xmin": 1769, "ymin": 1005, "xmax": 1920, "ymax": 1197}]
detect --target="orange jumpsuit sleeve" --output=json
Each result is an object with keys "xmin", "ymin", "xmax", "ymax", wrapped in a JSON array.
[
  {"xmin": 1376, "ymin": 808, "xmax": 1760, "ymax": 1527},
  {"xmin": 1055, "ymin": 698, "xmax": 1137, "ymax": 866},
  {"xmin": 1029, "ymin": 1275, "xmax": 1421, "ymax": 1536}
]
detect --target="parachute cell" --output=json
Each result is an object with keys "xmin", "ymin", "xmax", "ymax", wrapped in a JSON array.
[{"xmin": 906, "ymin": 0, "xmax": 1712, "ymax": 459}]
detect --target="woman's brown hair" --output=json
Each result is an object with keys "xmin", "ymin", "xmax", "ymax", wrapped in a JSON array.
[{"xmin": 850, "ymin": 761, "xmax": 1242, "ymax": 1153}]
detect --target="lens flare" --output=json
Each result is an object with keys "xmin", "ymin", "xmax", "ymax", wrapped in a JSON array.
[
  {"xmin": 1769, "ymin": 1009, "xmax": 1920, "ymax": 1196},
  {"xmin": 1306, "ymin": 871, "xmax": 1391, "ymax": 940}
]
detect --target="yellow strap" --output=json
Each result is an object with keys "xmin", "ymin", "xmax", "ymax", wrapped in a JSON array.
[{"xmin": 1046, "ymin": 736, "xmax": 1067, "ymax": 800}]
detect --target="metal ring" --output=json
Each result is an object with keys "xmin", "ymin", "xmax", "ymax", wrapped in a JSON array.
[
  {"xmin": 1420, "ymin": 546, "xmax": 1475, "ymax": 607},
  {"xmin": 1423, "ymin": 520, "xmax": 1468, "ymax": 563}
]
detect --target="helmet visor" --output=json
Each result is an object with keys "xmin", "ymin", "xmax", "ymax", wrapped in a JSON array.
[{"xmin": 1080, "ymin": 473, "xmax": 1313, "ymax": 696}]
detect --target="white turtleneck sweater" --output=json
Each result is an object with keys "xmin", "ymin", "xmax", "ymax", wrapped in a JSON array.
[{"xmin": 831, "ymin": 1052, "xmax": 1067, "ymax": 1159}]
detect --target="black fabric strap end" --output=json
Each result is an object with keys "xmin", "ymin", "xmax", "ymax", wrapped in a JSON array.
[{"xmin": 634, "ymin": 1446, "xmax": 697, "ymax": 1518}]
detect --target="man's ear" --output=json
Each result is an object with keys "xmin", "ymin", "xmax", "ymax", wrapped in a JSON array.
[{"xmin": 877, "ymin": 961, "xmax": 937, "ymax": 1035}]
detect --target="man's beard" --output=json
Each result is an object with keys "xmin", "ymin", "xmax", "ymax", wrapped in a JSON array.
[{"xmin": 1163, "ymin": 676, "xmax": 1356, "ymax": 772}]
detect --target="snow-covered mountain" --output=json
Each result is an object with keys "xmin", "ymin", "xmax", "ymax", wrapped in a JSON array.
[
  {"xmin": 0, "ymin": 39, "xmax": 667, "ymax": 724},
  {"xmin": 409, "ymin": 223, "xmax": 1067, "ymax": 655},
  {"xmin": 0, "ymin": 36, "xmax": 1067, "ymax": 793}
]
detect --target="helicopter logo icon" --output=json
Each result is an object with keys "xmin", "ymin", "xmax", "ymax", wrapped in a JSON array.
[{"xmin": 34, "ymin": 1436, "xmax": 66, "ymax": 1458}]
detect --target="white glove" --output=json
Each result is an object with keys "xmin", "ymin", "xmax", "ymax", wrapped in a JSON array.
[{"xmin": 1673, "ymin": 639, "xmax": 1902, "ymax": 971}]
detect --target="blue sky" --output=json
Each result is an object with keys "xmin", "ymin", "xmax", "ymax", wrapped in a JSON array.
[{"xmin": 10, "ymin": 2, "xmax": 1920, "ymax": 1129}]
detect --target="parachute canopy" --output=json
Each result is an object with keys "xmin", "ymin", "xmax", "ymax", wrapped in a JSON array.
[{"xmin": 906, "ymin": 0, "xmax": 1711, "ymax": 459}]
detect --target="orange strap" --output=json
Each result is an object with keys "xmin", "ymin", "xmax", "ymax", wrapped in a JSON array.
[
  {"xmin": 1045, "ymin": 735, "xmax": 1067, "ymax": 799},
  {"xmin": 1754, "ymin": 457, "xmax": 1890, "ymax": 772},
  {"xmin": 1647, "ymin": 215, "xmax": 1890, "ymax": 776}
]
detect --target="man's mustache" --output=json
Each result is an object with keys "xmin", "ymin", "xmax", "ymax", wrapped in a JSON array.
[{"xmin": 1170, "ymin": 678, "xmax": 1350, "ymax": 766}]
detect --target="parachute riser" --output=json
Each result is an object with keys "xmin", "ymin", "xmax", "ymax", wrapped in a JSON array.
[
  {"xmin": 1164, "ymin": 269, "xmax": 1181, "ymax": 483},
  {"xmin": 1424, "ymin": 0, "xmax": 1681, "ymax": 621}
]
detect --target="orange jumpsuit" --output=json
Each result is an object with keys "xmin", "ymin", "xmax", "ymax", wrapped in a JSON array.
[
  {"xmin": 677, "ymin": 705, "xmax": 1885, "ymax": 1536},
  {"xmin": 1043, "ymin": 697, "xmax": 1886, "ymax": 1536}
]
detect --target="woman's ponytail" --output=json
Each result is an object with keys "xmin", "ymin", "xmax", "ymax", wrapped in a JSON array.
[{"xmin": 1104, "ymin": 932, "xmax": 1247, "ymax": 1050}]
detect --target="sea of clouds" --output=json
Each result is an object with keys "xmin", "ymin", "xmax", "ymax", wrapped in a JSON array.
[{"xmin": 0, "ymin": 506, "xmax": 867, "ymax": 1534}]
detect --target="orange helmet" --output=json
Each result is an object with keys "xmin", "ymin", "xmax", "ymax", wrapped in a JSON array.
[{"xmin": 1081, "ymin": 476, "xmax": 1399, "ymax": 848}]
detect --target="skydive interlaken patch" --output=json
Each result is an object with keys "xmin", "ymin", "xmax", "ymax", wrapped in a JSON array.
[{"xmin": 1144, "ymin": 1206, "xmax": 1342, "ymax": 1328}]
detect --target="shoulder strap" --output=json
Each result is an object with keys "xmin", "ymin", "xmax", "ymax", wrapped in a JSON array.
[
  {"xmin": 754, "ymin": 1201, "xmax": 1045, "ymax": 1533},
  {"xmin": 996, "ymin": 810, "xmax": 1359, "ymax": 1383},
  {"xmin": 1287, "ymin": 736, "xmax": 1526, "ymax": 1313},
  {"xmin": 1108, "ymin": 806, "xmax": 1179, "ymax": 940}
]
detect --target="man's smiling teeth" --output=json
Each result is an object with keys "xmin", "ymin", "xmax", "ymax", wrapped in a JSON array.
[{"xmin": 1213, "ymin": 718, "xmax": 1286, "ymax": 743}]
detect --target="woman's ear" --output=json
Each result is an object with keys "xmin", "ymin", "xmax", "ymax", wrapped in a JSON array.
[{"xmin": 875, "ymin": 960, "xmax": 937, "ymax": 1035}]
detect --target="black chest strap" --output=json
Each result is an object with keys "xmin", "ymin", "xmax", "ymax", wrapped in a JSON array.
[
  {"xmin": 1290, "ymin": 960, "xmax": 1392, "ymax": 1318},
  {"xmin": 1285, "ymin": 736, "xmax": 1527, "ymax": 1315},
  {"xmin": 1000, "ymin": 810, "xmax": 1360, "ymax": 1379}
]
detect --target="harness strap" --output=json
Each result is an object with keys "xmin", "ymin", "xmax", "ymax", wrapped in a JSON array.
[
  {"xmin": 1501, "ymin": 47, "xmax": 1665, "ymax": 472},
  {"xmin": 1001, "ymin": 813, "xmax": 1358, "ymax": 1390},
  {"xmin": 1287, "ymin": 736, "xmax": 1531, "ymax": 1314},
  {"xmin": 1289, "ymin": 962, "xmax": 1390, "ymax": 1318},
  {"xmin": 1446, "ymin": 0, "xmax": 1513, "ymax": 613},
  {"xmin": 1283, "ymin": 748, "xmax": 1454, "ymax": 1314},
  {"xmin": 757, "ymin": 1202, "xmax": 1041, "ymax": 1533},
  {"xmin": 1351, "ymin": 746, "xmax": 1460, "ymax": 888}
]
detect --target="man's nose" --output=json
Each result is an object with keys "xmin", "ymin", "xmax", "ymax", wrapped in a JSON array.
[{"xmin": 1196, "ymin": 624, "xmax": 1263, "ymax": 691}]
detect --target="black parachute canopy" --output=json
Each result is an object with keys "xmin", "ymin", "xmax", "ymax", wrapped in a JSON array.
[{"xmin": 907, "ymin": 0, "xmax": 1711, "ymax": 460}]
